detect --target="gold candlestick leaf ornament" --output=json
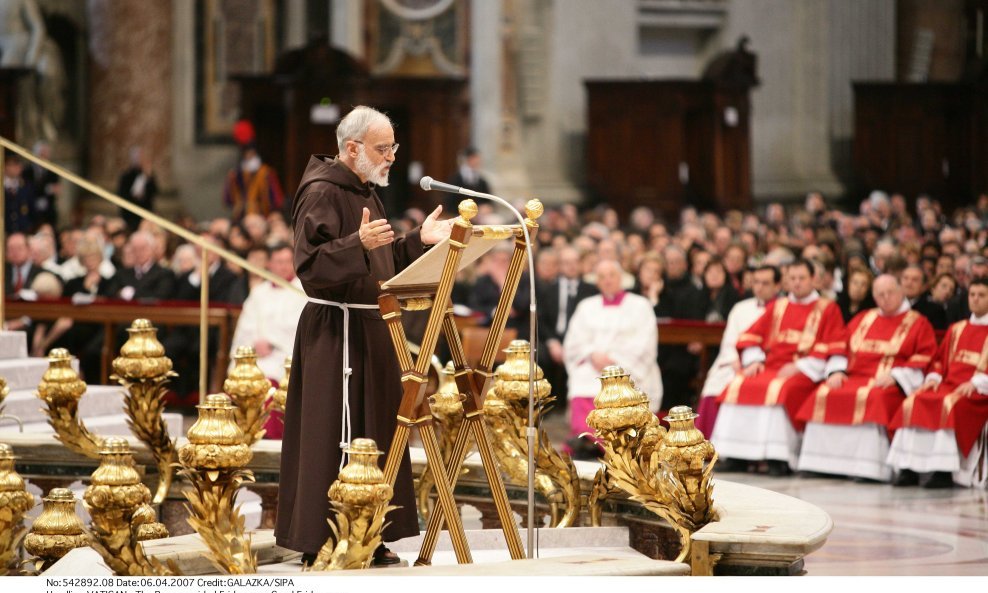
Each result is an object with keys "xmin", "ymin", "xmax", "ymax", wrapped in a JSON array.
[
  {"xmin": 587, "ymin": 366, "xmax": 718, "ymax": 564},
  {"xmin": 223, "ymin": 346, "xmax": 272, "ymax": 445},
  {"xmin": 0, "ymin": 375, "xmax": 9, "ymax": 416},
  {"xmin": 0, "ymin": 443, "xmax": 35, "ymax": 575},
  {"xmin": 36, "ymin": 348, "xmax": 103, "ymax": 458},
  {"xmin": 309, "ymin": 438, "xmax": 395, "ymax": 571},
  {"xmin": 83, "ymin": 437, "xmax": 177, "ymax": 576},
  {"xmin": 416, "ymin": 361, "xmax": 467, "ymax": 520},
  {"xmin": 483, "ymin": 340, "xmax": 580, "ymax": 527},
  {"xmin": 23, "ymin": 488, "xmax": 89, "ymax": 571},
  {"xmin": 267, "ymin": 358, "xmax": 291, "ymax": 415},
  {"xmin": 178, "ymin": 393, "xmax": 256, "ymax": 574},
  {"xmin": 111, "ymin": 319, "xmax": 179, "ymax": 504}
]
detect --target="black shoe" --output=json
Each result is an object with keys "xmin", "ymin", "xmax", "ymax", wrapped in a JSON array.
[
  {"xmin": 892, "ymin": 469, "xmax": 919, "ymax": 487},
  {"xmin": 300, "ymin": 552, "xmax": 316, "ymax": 567},
  {"xmin": 716, "ymin": 457, "xmax": 749, "ymax": 473},
  {"xmin": 567, "ymin": 436, "xmax": 602, "ymax": 461},
  {"xmin": 372, "ymin": 545, "xmax": 401, "ymax": 566},
  {"xmin": 921, "ymin": 471, "xmax": 955, "ymax": 489},
  {"xmin": 766, "ymin": 460, "xmax": 792, "ymax": 477}
]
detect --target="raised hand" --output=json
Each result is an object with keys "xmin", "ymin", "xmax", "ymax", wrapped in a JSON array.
[
  {"xmin": 421, "ymin": 205, "xmax": 455, "ymax": 245},
  {"xmin": 359, "ymin": 207, "xmax": 394, "ymax": 250}
]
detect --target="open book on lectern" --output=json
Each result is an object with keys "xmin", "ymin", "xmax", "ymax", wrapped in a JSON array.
[{"xmin": 381, "ymin": 235, "xmax": 503, "ymax": 291}]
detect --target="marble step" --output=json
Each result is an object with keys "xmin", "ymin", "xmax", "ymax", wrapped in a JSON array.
[
  {"xmin": 1, "ymin": 384, "xmax": 127, "ymax": 426},
  {"xmin": 0, "ymin": 356, "xmax": 79, "ymax": 392},
  {"xmin": 0, "ymin": 331, "xmax": 28, "ymax": 360}
]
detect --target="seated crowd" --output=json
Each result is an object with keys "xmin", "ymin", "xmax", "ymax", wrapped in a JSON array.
[{"xmin": 4, "ymin": 181, "xmax": 988, "ymax": 488}]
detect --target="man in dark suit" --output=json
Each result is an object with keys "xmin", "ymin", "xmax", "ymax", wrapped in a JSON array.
[
  {"xmin": 164, "ymin": 233, "xmax": 244, "ymax": 404},
  {"xmin": 117, "ymin": 146, "xmax": 158, "ymax": 232},
  {"xmin": 4, "ymin": 156, "xmax": 36, "ymax": 234},
  {"xmin": 538, "ymin": 246, "xmax": 597, "ymax": 400},
  {"xmin": 444, "ymin": 147, "xmax": 491, "ymax": 213},
  {"xmin": 5, "ymin": 232, "xmax": 41, "ymax": 295},
  {"xmin": 901, "ymin": 265, "xmax": 948, "ymax": 330},
  {"xmin": 107, "ymin": 231, "xmax": 175, "ymax": 301}
]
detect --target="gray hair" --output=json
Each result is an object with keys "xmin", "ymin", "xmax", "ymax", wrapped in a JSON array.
[{"xmin": 336, "ymin": 106, "xmax": 393, "ymax": 153}]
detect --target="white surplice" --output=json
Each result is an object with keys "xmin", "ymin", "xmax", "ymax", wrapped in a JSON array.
[
  {"xmin": 563, "ymin": 292, "xmax": 663, "ymax": 411},
  {"xmin": 700, "ymin": 297, "xmax": 765, "ymax": 398},
  {"xmin": 230, "ymin": 277, "xmax": 307, "ymax": 380}
]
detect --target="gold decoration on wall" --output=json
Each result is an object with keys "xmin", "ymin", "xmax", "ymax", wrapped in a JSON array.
[
  {"xmin": 0, "ymin": 444, "xmax": 35, "ymax": 575},
  {"xmin": 267, "ymin": 358, "xmax": 291, "ymax": 415},
  {"xmin": 24, "ymin": 488, "xmax": 88, "ymax": 571},
  {"xmin": 111, "ymin": 319, "xmax": 179, "ymax": 505},
  {"xmin": 308, "ymin": 438, "xmax": 395, "ymax": 571},
  {"xmin": 482, "ymin": 340, "xmax": 580, "ymax": 527},
  {"xmin": 83, "ymin": 437, "xmax": 177, "ymax": 576},
  {"xmin": 36, "ymin": 348, "xmax": 103, "ymax": 458},
  {"xmin": 223, "ymin": 346, "xmax": 272, "ymax": 445},
  {"xmin": 587, "ymin": 366, "xmax": 718, "ymax": 564},
  {"xmin": 178, "ymin": 393, "xmax": 256, "ymax": 574},
  {"xmin": 416, "ymin": 362, "xmax": 467, "ymax": 519}
]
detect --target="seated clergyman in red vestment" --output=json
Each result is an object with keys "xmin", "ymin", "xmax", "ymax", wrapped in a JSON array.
[
  {"xmin": 887, "ymin": 277, "xmax": 988, "ymax": 488},
  {"xmin": 711, "ymin": 259, "xmax": 845, "ymax": 475},
  {"xmin": 796, "ymin": 275, "xmax": 937, "ymax": 482}
]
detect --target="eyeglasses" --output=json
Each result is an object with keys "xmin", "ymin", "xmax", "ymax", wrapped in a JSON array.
[{"xmin": 353, "ymin": 140, "xmax": 399, "ymax": 156}]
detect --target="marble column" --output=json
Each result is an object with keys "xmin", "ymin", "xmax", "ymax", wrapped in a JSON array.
[{"xmin": 86, "ymin": 0, "xmax": 173, "ymax": 193}]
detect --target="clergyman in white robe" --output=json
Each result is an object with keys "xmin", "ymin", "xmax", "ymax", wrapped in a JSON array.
[
  {"xmin": 563, "ymin": 291, "xmax": 662, "ymax": 437},
  {"xmin": 230, "ymin": 276, "xmax": 307, "ymax": 380}
]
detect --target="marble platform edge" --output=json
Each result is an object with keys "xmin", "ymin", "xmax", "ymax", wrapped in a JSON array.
[
  {"xmin": 389, "ymin": 526, "xmax": 629, "ymax": 554},
  {"xmin": 320, "ymin": 554, "xmax": 692, "ymax": 577},
  {"xmin": 139, "ymin": 530, "xmax": 296, "ymax": 575}
]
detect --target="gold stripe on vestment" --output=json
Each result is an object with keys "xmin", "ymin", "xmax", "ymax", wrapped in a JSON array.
[{"xmin": 811, "ymin": 385, "xmax": 830, "ymax": 424}]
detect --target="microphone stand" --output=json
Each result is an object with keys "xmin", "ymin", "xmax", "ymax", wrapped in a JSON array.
[{"xmin": 421, "ymin": 177, "xmax": 538, "ymax": 559}]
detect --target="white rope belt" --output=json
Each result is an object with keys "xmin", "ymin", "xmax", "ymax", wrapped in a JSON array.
[{"xmin": 308, "ymin": 296, "xmax": 380, "ymax": 470}]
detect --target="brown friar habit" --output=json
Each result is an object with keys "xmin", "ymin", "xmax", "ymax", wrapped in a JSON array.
[{"xmin": 276, "ymin": 155, "xmax": 423, "ymax": 555}]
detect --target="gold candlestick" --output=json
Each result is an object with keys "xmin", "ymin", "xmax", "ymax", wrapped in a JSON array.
[
  {"xmin": 223, "ymin": 346, "xmax": 272, "ymax": 445},
  {"xmin": 587, "ymin": 367, "xmax": 717, "ymax": 565},
  {"xmin": 36, "ymin": 348, "xmax": 103, "ymax": 458},
  {"xmin": 112, "ymin": 319, "xmax": 179, "ymax": 504},
  {"xmin": 0, "ymin": 443, "xmax": 35, "ymax": 575},
  {"xmin": 309, "ymin": 438, "xmax": 395, "ymax": 571},
  {"xmin": 23, "ymin": 488, "xmax": 88, "ymax": 571},
  {"xmin": 268, "ymin": 357, "xmax": 291, "ymax": 414},
  {"xmin": 178, "ymin": 393, "xmax": 256, "ymax": 574},
  {"xmin": 483, "ymin": 341, "xmax": 580, "ymax": 527},
  {"xmin": 416, "ymin": 361, "xmax": 467, "ymax": 519},
  {"xmin": 83, "ymin": 437, "xmax": 175, "ymax": 575}
]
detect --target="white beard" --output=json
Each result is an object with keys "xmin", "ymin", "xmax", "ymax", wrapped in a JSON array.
[{"xmin": 356, "ymin": 148, "xmax": 390, "ymax": 187}]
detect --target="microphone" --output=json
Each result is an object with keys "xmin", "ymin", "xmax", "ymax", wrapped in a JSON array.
[{"xmin": 419, "ymin": 176, "xmax": 467, "ymax": 195}]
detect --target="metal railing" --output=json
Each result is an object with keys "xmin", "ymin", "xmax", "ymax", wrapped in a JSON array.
[{"xmin": 0, "ymin": 136, "xmax": 305, "ymax": 395}]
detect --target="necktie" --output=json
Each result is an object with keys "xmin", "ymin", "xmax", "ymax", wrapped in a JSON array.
[
  {"xmin": 13, "ymin": 267, "xmax": 22, "ymax": 292},
  {"xmin": 556, "ymin": 279, "xmax": 570, "ymax": 336}
]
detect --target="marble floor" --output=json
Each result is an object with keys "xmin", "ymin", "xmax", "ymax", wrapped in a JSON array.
[{"xmin": 712, "ymin": 469, "xmax": 988, "ymax": 576}]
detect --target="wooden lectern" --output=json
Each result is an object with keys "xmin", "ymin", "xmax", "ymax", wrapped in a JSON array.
[{"xmin": 377, "ymin": 198, "xmax": 541, "ymax": 565}]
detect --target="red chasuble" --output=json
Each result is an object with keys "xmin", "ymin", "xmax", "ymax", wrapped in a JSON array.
[
  {"xmin": 796, "ymin": 308, "xmax": 936, "ymax": 428},
  {"xmin": 718, "ymin": 295, "xmax": 845, "ymax": 428},
  {"xmin": 890, "ymin": 320, "xmax": 988, "ymax": 456}
]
